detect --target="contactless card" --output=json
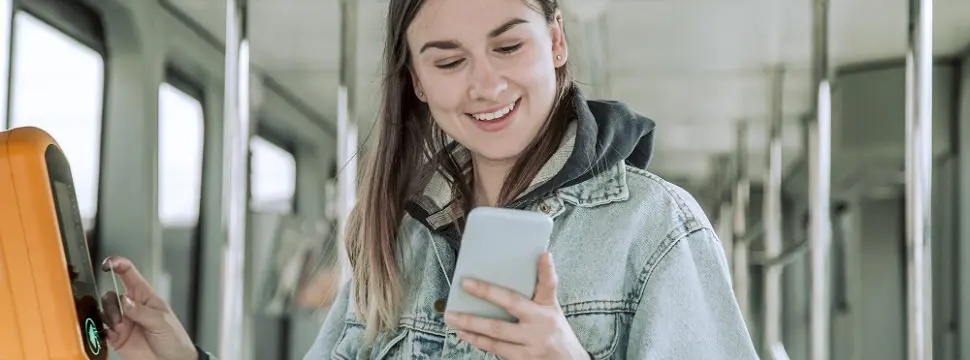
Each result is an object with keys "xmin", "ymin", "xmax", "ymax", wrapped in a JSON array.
[{"xmin": 100, "ymin": 261, "xmax": 124, "ymax": 329}]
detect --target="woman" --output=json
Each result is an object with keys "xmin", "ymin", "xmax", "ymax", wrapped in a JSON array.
[{"xmin": 102, "ymin": 0, "xmax": 757, "ymax": 358}]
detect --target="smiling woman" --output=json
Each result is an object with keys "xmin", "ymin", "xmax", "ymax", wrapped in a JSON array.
[
  {"xmin": 299, "ymin": 0, "xmax": 758, "ymax": 359},
  {"xmin": 77, "ymin": 0, "xmax": 757, "ymax": 359}
]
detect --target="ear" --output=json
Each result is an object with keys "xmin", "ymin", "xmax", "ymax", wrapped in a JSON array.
[
  {"xmin": 409, "ymin": 67, "xmax": 426, "ymax": 102},
  {"xmin": 551, "ymin": 10, "xmax": 568, "ymax": 68}
]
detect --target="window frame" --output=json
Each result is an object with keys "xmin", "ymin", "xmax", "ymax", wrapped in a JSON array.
[
  {"xmin": 247, "ymin": 127, "xmax": 299, "ymax": 358},
  {"xmin": 14, "ymin": 0, "xmax": 105, "ymax": 55},
  {"xmin": 161, "ymin": 65, "xmax": 209, "ymax": 341},
  {"xmin": 249, "ymin": 127, "xmax": 299, "ymax": 214},
  {"xmin": 165, "ymin": 66, "xmax": 205, "ymax": 104},
  {"xmin": 7, "ymin": 2, "xmax": 108, "ymax": 151},
  {"xmin": 256, "ymin": 122, "xmax": 298, "ymax": 156},
  {"xmin": 4, "ymin": 2, "xmax": 107, "ymax": 129},
  {"xmin": 5, "ymin": 1, "xmax": 107, "ymax": 260},
  {"xmin": 158, "ymin": 66, "xmax": 207, "ymax": 227}
]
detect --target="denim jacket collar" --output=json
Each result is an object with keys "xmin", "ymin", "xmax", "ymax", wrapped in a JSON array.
[{"xmin": 405, "ymin": 122, "xmax": 577, "ymax": 233}]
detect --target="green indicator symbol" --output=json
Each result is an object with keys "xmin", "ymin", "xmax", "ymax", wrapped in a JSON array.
[{"xmin": 84, "ymin": 318, "xmax": 102, "ymax": 355}]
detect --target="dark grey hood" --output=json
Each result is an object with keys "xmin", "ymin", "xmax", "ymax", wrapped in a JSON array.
[{"xmin": 507, "ymin": 93, "xmax": 657, "ymax": 209}]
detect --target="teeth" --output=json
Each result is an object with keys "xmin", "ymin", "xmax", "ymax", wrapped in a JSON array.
[{"xmin": 471, "ymin": 102, "xmax": 515, "ymax": 121}]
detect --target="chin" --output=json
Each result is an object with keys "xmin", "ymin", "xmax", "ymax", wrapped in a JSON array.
[{"xmin": 468, "ymin": 142, "xmax": 528, "ymax": 164}]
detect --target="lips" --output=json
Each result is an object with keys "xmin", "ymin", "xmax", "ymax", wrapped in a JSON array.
[
  {"xmin": 467, "ymin": 98, "xmax": 520, "ymax": 121},
  {"xmin": 466, "ymin": 98, "xmax": 521, "ymax": 133}
]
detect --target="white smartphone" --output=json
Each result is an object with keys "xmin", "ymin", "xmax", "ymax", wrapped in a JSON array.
[{"xmin": 444, "ymin": 206, "xmax": 554, "ymax": 322}]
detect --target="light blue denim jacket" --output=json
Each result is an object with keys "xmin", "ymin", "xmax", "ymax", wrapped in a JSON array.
[{"xmin": 302, "ymin": 91, "xmax": 757, "ymax": 359}]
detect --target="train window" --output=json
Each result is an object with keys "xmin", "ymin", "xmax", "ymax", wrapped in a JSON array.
[
  {"xmin": 8, "ymin": 11, "xmax": 104, "ymax": 227},
  {"xmin": 250, "ymin": 136, "xmax": 296, "ymax": 213},
  {"xmin": 158, "ymin": 82, "xmax": 204, "ymax": 226}
]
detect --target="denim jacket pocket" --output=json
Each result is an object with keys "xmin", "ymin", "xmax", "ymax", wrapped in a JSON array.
[
  {"xmin": 330, "ymin": 322, "xmax": 359, "ymax": 360},
  {"xmin": 409, "ymin": 329, "xmax": 445, "ymax": 359},
  {"xmin": 332, "ymin": 322, "xmax": 408, "ymax": 360},
  {"xmin": 562, "ymin": 301, "xmax": 631, "ymax": 359}
]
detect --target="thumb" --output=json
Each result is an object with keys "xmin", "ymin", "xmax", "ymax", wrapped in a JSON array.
[
  {"xmin": 121, "ymin": 294, "xmax": 168, "ymax": 330},
  {"xmin": 533, "ymin": 252, "xmax": 559, "ymax": 306}
]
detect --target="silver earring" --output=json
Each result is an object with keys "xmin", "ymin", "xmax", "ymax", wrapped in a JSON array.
[
  {"xmin": 420, "ymin": 91, "xmax": 424, "ymax": 98},
  {"xmin": 556, "ymin": 55, "xmax": 562, "ymax": 61}
]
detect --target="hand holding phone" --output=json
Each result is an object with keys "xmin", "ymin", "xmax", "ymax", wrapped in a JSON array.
[
  {"xmin": 444, "ymin": 207, "xmax": 553, "ymax": 321},
  {"xmin": 445, "ymin": 252, "xmax": 591, "ymax": 360}
]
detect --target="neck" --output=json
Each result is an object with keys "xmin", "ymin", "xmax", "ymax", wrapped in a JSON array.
[{"xmin": 470, "ymin": 155, "xmax": 516, "ymax": 207}]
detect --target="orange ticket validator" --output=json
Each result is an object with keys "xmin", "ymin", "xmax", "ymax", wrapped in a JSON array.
[{"xmin": 0, "ymin": 126, "xmax": 108, "ymax": 360}]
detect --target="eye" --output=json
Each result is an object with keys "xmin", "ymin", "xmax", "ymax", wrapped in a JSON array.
[
  {"xmin": 436, "ymin": 58, "xmax": 465, "ymax": 69},
  {"xmin": 496, "ymin": 43, "xmax": 523, "ymax": 54}
]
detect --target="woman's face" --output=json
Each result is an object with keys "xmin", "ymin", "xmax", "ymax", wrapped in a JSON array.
[{"xmin": 407, "ymin": 0, "xmax": 568, "ymax": 163}]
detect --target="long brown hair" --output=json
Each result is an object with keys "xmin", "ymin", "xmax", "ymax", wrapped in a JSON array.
[{"xmin": 345, "ymin": 0, "xmax": 577, "ymax": 341}]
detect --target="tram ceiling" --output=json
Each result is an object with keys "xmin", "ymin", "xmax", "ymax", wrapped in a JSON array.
[{"xmin": 160, "ymin": 0, "xmax": 970, "ymax": 186}]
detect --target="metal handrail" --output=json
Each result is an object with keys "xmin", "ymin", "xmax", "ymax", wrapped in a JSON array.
[{"xmin": 750, "ymin": 237, "xmax": 809, "ymax": 268}]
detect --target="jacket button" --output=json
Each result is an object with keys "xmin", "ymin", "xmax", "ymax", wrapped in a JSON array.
[
  {"xmin": 539, "ymin": 203, "xmax": 551, "ymax": 214},
  {"xmin": 434, "ymin": 299, "xmax": 447, "ymax": 313}
]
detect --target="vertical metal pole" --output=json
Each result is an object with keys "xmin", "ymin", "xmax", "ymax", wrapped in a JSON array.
[
  {"xmin": 583, "ymin": 15, "xmax": 609, "ymax": 99},
  {"xmin": 809, "ymin": 80, "xmax": 833, "ymax": 360},
  {"xmin": 0, "ymin": 0, "xmax": 10, "ymax": 129},
  {"xmin": 809, "ymin": 0, "xmax": 832, "ymax": 359},
  {"xmin": 219, "ymin": 0, "xmax": 250, "ymax": 359},
  {"xmin": 719, "ymin": 201, "xmax": 734, "ymax": 268},
  {"xmin": 958, "ymin": 55, "xmax": 970, "ymax": 360},
  {"xmin": 336, "ymin": 0, "xmax": 358, "ymax": 280},
  {"xmin": 712, "ymin": 157, "xmax": 734, "ymax": 270},
  {"xmin": 764, "ymin": 66, "xmax": 785, "ymax": 358},
  {"xmin": 733, "ymin": 122, "xmax": 750, "ymax": 326},
  {"xmin": 905, "ymin": 0, "xmax": 934, "ymax": 358}
]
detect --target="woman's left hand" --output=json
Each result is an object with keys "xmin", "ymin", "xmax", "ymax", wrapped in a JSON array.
[{"xmin": 444, "ymin": 252, "xmax": 590, "ymax": 360}]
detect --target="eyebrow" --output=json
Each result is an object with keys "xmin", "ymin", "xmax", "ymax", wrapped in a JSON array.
[{"xmin": 419, "ymin": 18, "xmax": 529, "ymax": 54}]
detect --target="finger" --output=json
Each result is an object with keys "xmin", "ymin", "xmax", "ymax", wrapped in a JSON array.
[
  {"xmin": 462, "ymin": 278, "xmax": 535, "ymax": 320},
  {"xmin": 101, "ymin": 256, "xmax": 147, "ymax": 294},
  {"xmin": 104, "ymin": 326, "xmax": 120, "ymax": 345},
  {"xmin": 532, "ymin": 252, "xmax": 558, "ymax": 306},
  {"xmin": 104, "ymin": 318, "xmax": 133, "ymax": 349},
  {"xmin": 101, "ymin": 256, "xmax": 164, "ymax": 309},
  {"xmin": 458, "ymin": 330, "xmax": 527, "ymax": 358},
  {"xmin": 100, "ymin": 291, "xmax": 123, "ymax": 328},
  {"xmin": 445, "ymin": 311, "xmax": 526, "ymax": 344},
  {"xmin": 119, "ymin": 294, "xmax": 169, "ymax": 332}
]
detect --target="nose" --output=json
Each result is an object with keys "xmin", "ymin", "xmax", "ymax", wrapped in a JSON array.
[{"xmin": 468, "ymin": 59, "xmax": 507, "ymax": 101}]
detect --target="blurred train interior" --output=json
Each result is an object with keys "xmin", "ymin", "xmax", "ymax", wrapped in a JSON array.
[{"xmin": 0, "ymin": 0, "xmax": 969, "ymax": 359}]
